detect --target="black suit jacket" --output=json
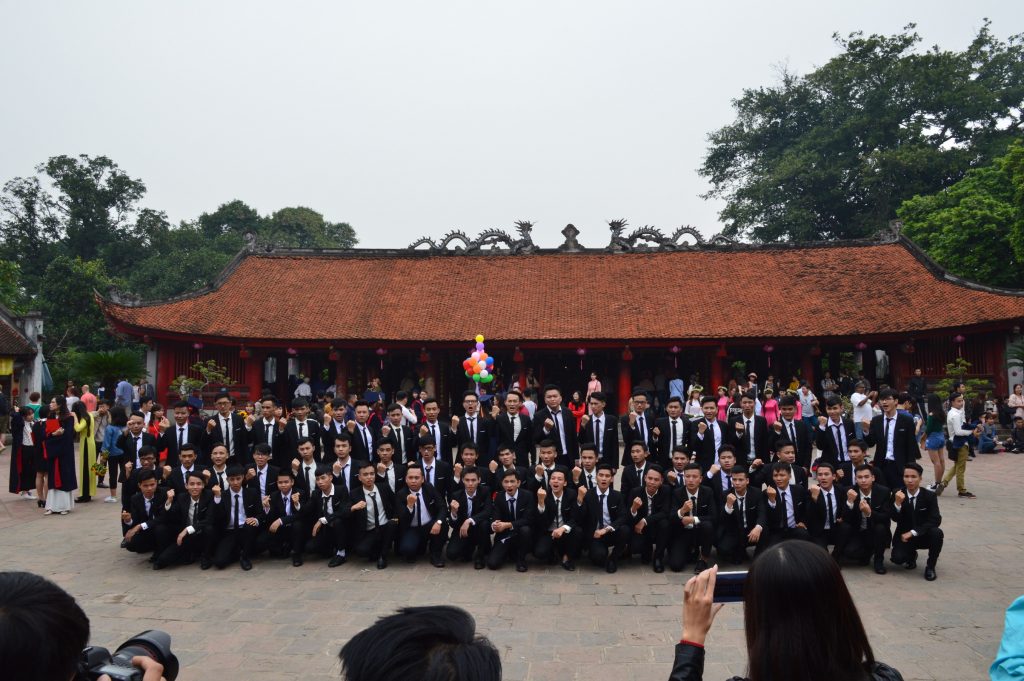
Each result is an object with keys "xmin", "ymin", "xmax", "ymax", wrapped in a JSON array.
[
  {"xmin": 769, "ymin": 418, "xmax": 813, "ymax": 468},
  {"xmin": 843, "ymin": 484, "xmax": 892, "ymax": 531},
  {"xmin": 249, "ymin": 418, "xmax": 287, "ymax": 466},
  {"xmin": 892, "ymin": 487, "xmax": 941, "ymax": 535},
  {"xmin": 347, "ymin": 422, "xmax": 378, "ymax": 462},
  {"xmin": 620, "ymin": 462, "xmax": 653, "ymax": 497},
  {"xmin": 328, "ymin": 458, "xmax": 363, "ymax": 497},
  {"xmin": 750, "ymin": 462, "xmax": 807, "ymax": 490},
  {"xmin": 158, "ymin": 423, "xmax": 205, "ymax": 468},
  {"xmin": 621, "ymin": 411, "xmax": 657, "ymax": 464},
  {"xmin": 320, "ymin": 419, "xmax": 353, "ymax": 461},
  {"xmin": 265, "ymin": 488, "xmax": 308, "ymax": 528},
  {"xmin": 489, "ymin": 465, "xmax": 529, "ymax": 492},
  {"xmin": 381, "ymin": 423, "xmax": 417, "ymax": 464},
  {"xmin": 306, "ymin": 483, "xmax": 352, "ymax": 526},
  {"xmin": 578, "ymin": 413, "xmax": 620, "ymax": 466},
  {"xmin": 579, "ymin": 487, "xmax": 626, "ymax": 536},
  {"xmin": 653, "ymin": 416, "xmax": 688, "ymax": 467},
  {"xmin": 396, "ymin": 483, "xmax": 447, "ymax": 531},
  {"xmin": 163, "ymin": 464, "xmax": 210, "ymax": 495},
  {"xmin": 211, "ymin": 487, "xmax": 267, "ymax": 530},
  {"xmin": 705, "ymin": 468, "xmax": 734, "ymax": 509},
  {"xmin": 537, "ymin": 490, "xmax": 581, "ymax": 532},
  {"xmin": 494, "ymin": 412, "xmax": 533, "ymax": 466},
  {"xmin": 686, "ymin": 418, "xmax": 728, "ymax": 472},
  {"xmin": 418, "ymin": 420, "xmax": 457, "ymax": 465},
  {"xmin": 527, "ymin": 464, "xmax": 571, "ymax": 494},
  {"xmin": 727, "ymin": 414, "xmax": 771, "ymax": 463},
  {"xmin": 282, "ymin": 418, "xmax": 322, "ymax": 463},
  {"xmin": 624, "ymin": 485, "xmax": 672, "ymax": 528},
  {"xmin": 161, "ymin": 490, "xmax": 215, "ymax": 536},
  {"xmin": 533, "ymin": 407, "xmax": 578, "ymax": 464},
  {"xmin": 116, "ymin": 431, "xmax": 158, "ymax": 467},
  {"xmin": 418, "ymin": 459, "xmax": 454, "ymax": 501},
  {"xmin": 375, "ymin": 462, "xmax": 407, "ymax": 502},
  {"xmin": 721, "ymin": 488, "xmax": 767, "ymax": 535},
  {"xmin": 762, "ymin": 484, "xmax": 809, "ymax": 531},
  {"xmin": 864, "ymin": 413, "xmax": 919, "ymax": 470},
  {"xmin": 449, "ymin": 487, "xmax": 494, "ymax": 533},
  {"xmin": 455, "ymin": 414, "xmax": 494, "ymax": 463},
  {"xmin": 127, "ymin": 489, "xmax": 169, "ymax": 529},
  {"xmin": 806, "ymin": 484, "xmax": 849, "ymax": 536},
  {"xmin": 204, "ymin": 413, "xmax": 251, "ymax": 464},
  {"xmin": 490, "ymin": 489, "xmax": 538, "ymax": 538},
  {"xmin": 348, "ymin": 483, "xmax": 397, "ymax": 540},
  {"xmin": 246, "ymin": 464, "xmax": 281, "ymax": 498},
  {"xmin": 814, "ymin": 418, "xmax": 857, "ymax": 466},
  {"xmin": 670, "ymin": 485, "xmax": 717, "ymax": 529}
]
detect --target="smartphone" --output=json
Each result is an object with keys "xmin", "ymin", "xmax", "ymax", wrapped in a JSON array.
[{"xmin": 713, "ymin": 570, "xmax": 748, "ymax": 603}]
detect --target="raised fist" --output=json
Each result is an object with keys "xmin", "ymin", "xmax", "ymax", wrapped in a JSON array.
[
  {"xmin": 125, "ymin": 461, "xmax": 134, "ymax": 474},
  {"xmin": 120, "ymin": 510, "xmax": 132, "ymax": 524},
  {"xmin": 809, "ymin": 485, "xmax": 820, "ymax": 501},
  {"xmin": 697, "ymin": 421, "xmax": 708, "ymax": 434},
  {"xmin": 450, "ymin": 500, "xmax": 460, "ymax": 513},
  {"xmin": 726, "ymin": 493, "xmax": 736, "ymax": 506},
  {"xmin": 751, "ymin": 458, "xmax": 763, "ymax": 469},
  {"xmin": 859, "ymin": 499, "xmax": 871, "ymax": 514},
  {"xmin": 346, "ymin": 420, "xmax": 357, "ymax": 432},
  {"xmin": 818, "ymin": 416, "xmax": 827, "ymax": 428},
  {"xmin": 244, "ymin": 468, "xmax": 255, "ymax": 481},
  {"xmin": 652, "ymin": 426, "xmax": 661, "ymax": 437},
  {"xmin": 332, "ymin": 460, "xmax": 343, "ymax": 475},
  {"xmin": 628, "ymin": 412, "xmax": 637, "ymax": 426},
  {"xmin": 381, "ymin": 425, "xmax": 391, "ymax": 437},
  {"xmin": 577, "ymin": 486, "xmax": 587, "ymax": 502},
  {"xmin": 580, "ymin": 414, "xmax": 590, "ymax": 427},
  {"xmin": 847, "ymin": 489, "xmax": 858, "ymax": 503},
  {"xmin": 166, "ymin": 489, "xmax": 175, "ymax": 502},
  {"xmin": 206, "ymin": 418, "xmax": 216, "ymax": 432},
  {"xmin": 766, "ymin": 487, "xmax": 777, "ymax": 502},
  {"xmin": 453, "ymin": 463, "xmax": 463, "ymax": 477},
  {"xmin": 537, "ymin": 488, "xmax": 547, "ymax": 502},
  {"xmin": 572, "ymin": 466, "xmax": 582, "ymax": 481},
  {"xmin": 291, "ymin": 458, "xmax": 300, "ymax": 472},
  {"xmin": 322, "ymin": 412, "xmax": 331, "ymax": 425},
  {"xmin": 377, "ymin": 462, "xmax": 386, "ymax": 475},
  {"xmin": 246, "ymin": 414, "xmax": 255, "ymax": 427},
  {"xmin": 262, "ymin": 495, "xmax": 271, "ymax": 507},
  {"xmin": 488, "ymin": 460, "xmax": 498, "ymax": 473},
  {"xmin": 772, "ymin": 421, "xmax": 782, "ymax": 432},
  {"xmin": 352, "ymin": 500, "xmax": 367, "ymax": 511},
  {"xmin": 535, "ymin": 464, "xmax": 544, "ymax": 478},
  {"xmin": 162, "ymin": 465, "xmax": 172, "ymax": 477},
  {"xmin": 211, "ymin": 485, "xmax": 222, "ymax": 496},
  {"xmin": 631, "ymin": 497, "xmax": 642, "ymax": 511},
  {"xmin": 490, "ymin": 404, "xmax": 500, "ymax": 418},
  {"xmin": 291, "ymin": 492, "xmax": 301, "ymax": 505},
  {"xmin": 735, "ymin": 421, "xmax": 745, "ymax": 432},
  {"xmin": 681, "ymin": 500, "xmax": 693, "ymax": 515},
  {"xmin": 202, "ymin": 469, "xmax": 211, "ymax": 480},
  {"xmin": 861, "ymin": 420, "xmax": 871, "ymax": 433},
  {"xmin": 709, "ymin": 463, "xmax": 721, "ymax": 476},
  {"xmin": 450, "ymin": 415, "xmax": 460, "ymax": 429},
  {"xmin": 544, "ymin": 418, "xmax": 555, "ymax": 430},
  {"xmin": 277, "ymin": 418, "xmax": 288, "ymax": 429},
  {"xmin": 667, "ymin": 470, "xmax": 678, "ymax": 484},
  {"xmin": 407, "ymin": 493, "xmax": 417, "ymax": 507},
  {"xmin": 894, "ymin": 490, "xmax": 906, "ymax": 505}
]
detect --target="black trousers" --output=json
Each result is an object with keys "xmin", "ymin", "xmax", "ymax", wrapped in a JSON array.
[
  {"xmin": 305, "ymin": 519, "xmax": 347, "ymax": 557},
  {"xmin": 879, "ymin": 459, "xmax": 902, "ymax": 491},
  {"xmin": 352, "ymin": 522, "xmax": 398, "ymax": 560},
  {"xmin": 717, "ymin": 527, "xmax": 767, "ymax": 563},
  {"xmin": 124, "ymin": 527, "xmax": 165, "ymax": 556},
  {"xmin": 154, "ymin": 530, "xmax": 210, "ymax": 568},
  {"xmin": 587, "ymin": 529, "xmax": 628, "ymax": 567},
  {"xmin": 446, "ymin": 521, "xmax": 492, "ymax": 561},
  {"xmin": 810, "ymin": 523, "xmax": 851, "ymax": 552},
  {"xmin": 843, "ymin": 524, "xmax": 892, "ymax": 562},
  {"xmin": 669, "ymin": 522, "xmax": 714, "ymax": 571},
  {"xmin": 534, "ymin": 527, "xmax": 581, "ymax": 562},
  {"xmin": 261, "ymin": 521, "xmax": 306, "ymax": 557},
  {"xmin": 213, "ymin": 525, "xmax": 259, "ymax": 567},
  {"xmin": 398, "ymin": 524, "xmax": 446, "ymax": 561},
  {"xmin": 626, "ymin": 519, "xmax": 670, "ymax": 561},
  {"xmin": 487, "ymin": 527, "xmax": 533, "ymax": 568},
  {"xmin": 890, "ymin": 527, "xmax": 943, "ymax": 567}
]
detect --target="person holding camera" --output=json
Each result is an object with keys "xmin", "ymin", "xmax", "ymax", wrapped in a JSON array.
[
  {"xmin": 672, "ymin": 542, "xmax": 903, "ymax": 681},
  {"xmin": 0, "ymin": 571, "xmax": 172, "ymax": 681}
]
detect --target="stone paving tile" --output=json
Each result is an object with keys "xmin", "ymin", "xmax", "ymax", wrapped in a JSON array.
[{"xmin": 0, "ymin": 445, "xmax": 1019, "ymax": 681}]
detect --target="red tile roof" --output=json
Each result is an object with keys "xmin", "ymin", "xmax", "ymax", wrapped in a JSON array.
[
  {"xmin": 0, "ymin": 316, "xmax": 36, "ymax": 356},
  {"xmin": 98, "ymin": 239, "xmax": 1024, "ymax": 344}
]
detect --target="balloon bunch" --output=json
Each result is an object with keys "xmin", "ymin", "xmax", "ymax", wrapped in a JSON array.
[{"xmin": 462, "ymin": 334, "xmax": 495, "ymax": 383}]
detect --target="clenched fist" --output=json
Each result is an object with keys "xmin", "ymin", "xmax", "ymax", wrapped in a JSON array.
[
  {"xmin": 894, "ymin": 490, "xmax": 906, "ymax": 505},
  {"xmin": 847, "ymin": 489, "xmax": 858, "ymax": 503},
  {"xmin": 631, "ymin": 497, "xmax": 642, "ymax": 512},
  {"xmin": 808, "ymin": 485, "xmax": 820, "ymax": 501},
  {"xmin": 577, "ymin": 486, "xmax": 587, "ymax": 503},
  {"xmin": 766, "ymin": 487, "xmax": 777, "ymax": 502}
]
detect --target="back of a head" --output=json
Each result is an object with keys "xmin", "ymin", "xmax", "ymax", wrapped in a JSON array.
[
  {"xmin": 0, "ymin": 571, "xmax": 89, "ymax": 681},
  {"xmin": 339, "ymin": 606, "xmax": 500, "ymax": 681},
  {"xmin": 744, "ymin": 542, "xmax": 873, "ymax": 681}
]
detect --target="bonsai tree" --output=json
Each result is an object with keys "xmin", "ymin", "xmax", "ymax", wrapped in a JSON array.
[{"xmin": 170, "ymin": 359, "xmax": 233, "ymax": 400}]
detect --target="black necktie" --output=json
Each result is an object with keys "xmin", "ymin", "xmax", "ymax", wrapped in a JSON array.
[
  {"xmin": 258, "ymin": 469, "xmax": 264, "ymax": 494},
  {"xmin": 266, "ymin": 422, "xmax": 274, "ymax": 446},
  {"xmin": 178, "ymin": 427, "xmax": 184, "ymax": 451},
  {"xmin": 370, "ymin": 492, "xmax": 380, "ymax": 528},
  {"xmin": 588, "ymin": 474, "xmax": 594, "ymax": 488},
  {"xmin": 884, "ymin": 418, "xmax": 892, "ymax": 454},
  {"xmin": 638, "ymin": 416, "xmax": 646, "ymax": 441},
  {"xmin": 189, "ymin": 500, "xmax": 197, "ymax": 526},
  {"xmin": 304, "ymin": 465, "xmax": 312, "ymax": 490},
  {"xmin": 233, "ymin": 494, "xmax": 240, "ymax": 529},
  {"xmin": 425, "ymin": 466, "xmax": 432, "ymax": 485},
  {"xmin": 833, "ymin": 425, "xmax": 843, "ymax": 460},
  {"xmin": 671, "ymin": 419, "xmax": 678, "ymax": 446},
  {"xmin": 468, "ymin": 417, "xmax": 475, "ymax": 441},
  {"xmin": 223, "ymin": 419, "xmax": 231, "ymax": 454},
  {"xmin": 415, "ymin": 492, "xmax": 422, "ymax": 526},
  {"xmin": 779, "ymin": 490, "xmax": 787, "ymax": 528},
  {"xmin": 738, "ymin": 496, "xmax": 746, "ymax": 529},
  {"xmin": 298, "ymin": 421, "xmax": 305, "ymax": 438},
  {"xmin": 789, "ymin": 422, "xmax": 796, "ymax": 446},
  {"xmin": 826, "ymin": 492, "xmax": 834, "ymax": 527},
  {"xmin": 322, "ymin": 495, "xmax": 329, "ymax": 517},
  {"xmin": 396, "ymin": 427, "xmax": 405, "ymax": 460},
  {"xmin": 362, "ymin": 426, "xmax": 370, "ymax": 452},
  {"xmin": 598, "ymin": 493, "xmax": 606, "ymax": 528},
  {"xmin": 217, "ymin": 472, "xmax": 225, "ymax": 489},
  {"xmin": 508, "ymin": 497, "xmax": 515, "ymax": 520}
]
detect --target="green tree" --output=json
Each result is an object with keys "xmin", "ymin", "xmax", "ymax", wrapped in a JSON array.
[
  {"xmin": 262, "ymin": 206, "xmax": 357, "ymax": 249},
  {"xmin": 932, "ymin": 358, "xmax": 989, "ymax": 400},
  {"xmin": 899, "ymin": 140, "xmax": 1024, "ymax": 288},
  {"xmin": 36, "ymin": 256, "xmax": 125, "ymax": 355},
  {"xmin": 700, "ymin": 22, "xmax": 1024, "ymax": 242},
  {"xmin": 0, "ymin": 261, "xmax": 28, "ymax": 314},
  {"xmin": 70, "ymin": 348, "xmax": 147, "ymax": 397}
]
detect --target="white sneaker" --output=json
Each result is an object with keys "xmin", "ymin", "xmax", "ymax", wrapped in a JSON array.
[
  {"xmin": 104, "ymin": 496, "xmax": 118, "ymax": 503},
  {"xmin": 20, "ymin": 492, "xmax": 29, "ymax": 498},
  {"xmin": 27, "ymin": 491, "xmax": 37, "ymax": 499}
]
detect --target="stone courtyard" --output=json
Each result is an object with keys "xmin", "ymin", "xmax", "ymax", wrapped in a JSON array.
[{"xmin": 0, "ymin": 446, "xmax": 1018, "ymax": 681}]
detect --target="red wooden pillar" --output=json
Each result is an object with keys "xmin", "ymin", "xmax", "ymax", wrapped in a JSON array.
[
  {"xmin": 801, "ymin": 349, "xmax": 816, "ymax": 391},
  {"xmin": 617, "ymin": 350, "xmax": 633, "ymax": 414},
  {"xmin": 244, "ymin": 349, "xmax": 264, "ymax": 403},
  {"xmin": 335, "ymin": 352, "xmax": 349, "ymax": 397},
  {"xmin": 890, "ymin": 344, "xmax": 910, "ymax": 391},
  {"xmin": 710, "ymin": 347, "xmax": 724, "ymax": 394},
  {"xmin": 991, "ymin": 333, "xmax": 1008, "ymax": 397},
  {"xmin": 156, "ymin": 341, "xmax": 177, "ymax": 402}
]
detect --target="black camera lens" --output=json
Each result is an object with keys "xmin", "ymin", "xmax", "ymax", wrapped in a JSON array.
[{"xmin": 114, "ymin": 630, "xmax": 180, "ymax": 681}]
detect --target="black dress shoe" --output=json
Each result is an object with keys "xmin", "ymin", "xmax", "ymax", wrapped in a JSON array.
[
  {"xmin": 606, "ymin": 559, "xmax": 617, "ymax": 574},
  {"xmin": 561, "ymin": 559, "xmax": 576, "ymax": 572},
  {"xmin": 653, "ymin": 558, "xmax": 665, "ymax": 574},
  {"xmin": 515, "ymin": 562, "xmax": 528, "ymax": 573},
  {"xmin": 874, "ymin": 561, "xmax": 887, "ymax": 575},
  {"xmin": 377, "ymin": 557, "xmax": 388, "ymax": 569},
  {"xmin": 97, "ymin": 482, "xmax": 108, "ymax": 488},
  {"xmin": 328, "ymin": 555, "xmax": 347, "ymax": 568},
  {"xmin": 75, "ymin": 496, "xmax": 92, "ymax": 503},
  {"xmin": 240, "ymin": 557, "xmax": 253, "ymax": 571},
  {"xmin": 37, "ymin": 500, "xmax": 45, "ymax": 508},
  {"xmin": 291, "ymin": 553, "xmax": 303, "ymax": 567},
  {"xmin": 904, "ymin": 559, "xmax": 917, "ymax": 570},
  {"xmin": 200, "ymin": 557, "xmax": 212, "ymax": 570},
  {"xmin": 430, "ymin": 556, "xmax": 446, "ymax": 568},
  {"xmin": 924, "ymin": 566, "xmax": 937, "ymax": 581},
  {"xmin": 694, "ymin": 559, "xmax": 708, "ymax": 574},
  {"xmin": 474, "ymin": 558, "xmax": 485, "ymax": 570}
]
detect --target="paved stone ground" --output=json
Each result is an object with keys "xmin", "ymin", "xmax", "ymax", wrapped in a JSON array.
[{"xmin": 0, "ymin": 445, "xmax": 1018, "ymax": 681}]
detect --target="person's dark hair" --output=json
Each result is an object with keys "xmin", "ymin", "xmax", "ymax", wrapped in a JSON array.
[
  {"xmin": 926, "ymin": 394, "xmax": 945, "ymax": 422},
  {"xmin": 111, "ymin": 409, "xmax": 128, "ymax": 427},
  {"xmin": 740, "ymin": 391, "xmax": 756, "ymax": 402},
  {"xmin": 461, "ymin": 465, "xmax": 480, "ymax": 479},
  {"xmin": 19, "ymin": 405, "xmax": 33, "ymax": 418},
  {"xmin": 778, "ymin": 395, "xmax": 797, "ymax": 408},
  {"xmin": 825, "ymin": 395, "xmax": 843, "ymax": 408},
  {"xmin": 130, "ymin": 410, "xmax": 145, "ymax": 420},
  {"xmin": 646, "ymin": 463, "xmax": 665, "ymax": 478},
  {"xmin": 291, "ymin": 397, "xmax": 309, "ymax": 409},
  {"xmin": 537, "ymin": 438, "xmax": 556, "ymax": 450},
  {"xmin": 666, "ymin": 396, "xmax": 683, "ymax": 407},
  {"xmin": 296, "ymin": 436, "xmax": 313, "ymax": 448},
  {"xmin": 50, "ymin": 394, "xmax": 71, "ymax": 420},
  {"xmin": 630, "ymin": 441, "xmax": 648, "ymax": 453},
  {"xmin": 728, "ymin": 466, "xmax": 748, "ymax": 479},
  {"xmin": 500, "ymin": 468, "xmax": 519, "ymax": 481},
  {"xmin": 854, "ymin": 463, "xmax": 874, "ymax": 475},
  {"xmin": 506, "ymin": 389, "xmax": 524, "ymax": 402},
  {"xmin": 682, "ymin": 463, "xmax": 701, "ymax": 473},
  {"xmin": 743, "ymin": 542, "xmax": 874, "ymax": 681},
  {"xmin": 137, "ymin": 468, "xmax": 157, "ymax": 483},
  {"xmin": 596, "ymin": 462, "xmax": 614, "ymax": 473},
  {"xmin": 138, "ymin": 445, "xmax": 156, "ymax": 459},
  {"xmin": 878, "ymin": 387, "xmax": 898, "ymax": 401},
  {"xmin": 458, "ymin": 442, "xmax": 477, "ymax": 456},
  {"xmin": 578, "ymin": 443, "xmax": 597, "ymax": 456},
  {"xmin": 334, "ymin": 432, "xmax": 353, "ymax": 445},
  {"xmin": 770, "ymin": 461, "xmax": 791, "ymax": 474},
  {"xmin": 354, "ymin": 400, "xmax": 370, "ymax": 409},
  {"xmin": 315, "ymin": 465, "xmax": 334, "ymax": 478},
  {"xmin": 847, "ymin": 438, "xmax": 867, "ymax": 452},
  {"xmin": 903, "ymin": 462, "xmax": 924, "ymax": 475},
  {"xmin": 226, "ymin": 465, "xmax": 246, "ymax": 478},
  {"xmin": 71, "ymin": 400, "xmax": 93, "ymax": 437},
  {"xmin": 717, "ymin": 444, "xmax": 736, "ymax": 457},
  {"xmin": 816, "ymin": 461, "xmax": 836, "ymax": 474},
  {"xmin": 339, "ymin": 605, "xmax": 500, "ymax": 681},
  {"xmin": 589, "ymin": 390, "xmax": 607, "ymax": 403},
  {"xmin": 0, "ymin": 571, "xmax": 91, "ymax": 681},
  {"xmin": 253, "ymin": 443, "xmax": 272, "ymax": 456},
  {"xmin": 172, "ymin": 400, "xmax": 189, "ymax": 410},
  {"xmin": 422, "ymin": 397, "xmax": 439, "ymax": 409},
  {"xmin": 331, "ymin": 398, "xmax": 348, "ymax": 410},
  {"xmin": 186, "ymin": 471, "xmax": 207, "ymax": 483},
  {"xmin": 542, "ymin": 384, "xmax": 561, "ymax": 396},
  {"xmin": 700, "ymin": 395, "xmax": 717, "ymax": 406},
  {"xmin": 386, "ymin": 403, "xmax": 402, "ymax": 413}
]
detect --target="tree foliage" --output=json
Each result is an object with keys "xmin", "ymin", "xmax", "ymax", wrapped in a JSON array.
[
  {"xmin": 899, "ymin": 140, "xmax": 1024, "ymax": 288},
  {"xmin": 170, "ymin": 359, "xmax": 234, "ymax": 399},
  {"xmin": 700, "ymin": 22, "xmax": 1024, "ymax": 242},
  {"xmin": 70, "ymin": 349, "xmax": 147, "ymax": 397}
]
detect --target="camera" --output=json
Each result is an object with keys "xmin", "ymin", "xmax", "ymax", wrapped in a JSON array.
[
  {"xmin": 712, "ymin": 570, "xmax": 748, "ymax": 603},
  {"xmin": 77, "ymin": 630, "xmax": 179, "ymax": 681}
]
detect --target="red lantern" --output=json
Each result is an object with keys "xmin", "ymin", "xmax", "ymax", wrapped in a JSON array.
[
  {"xmin": 855, "ymin": 342, "xmax": 868, "ymax": 351},
  {"xmin": 763, "ymin": 344, "xmax": 774, "ymax": 367},
  {"xmin": 576, "ymin": 347, "xmax": 586, "ymax": 370},
  {"xmin": 192, "ymin": 342, "xmax": 204, "ymax": 350},
  {"xmin": 622, "ymin": 345, "xmax": 633, "ymax": 361},
  {"xmin": 512, "ymin": 346, "xmax": 524, "ymax": 363},
  {"xmin": 809, "ymin": 345, "xmax": 822, "ymax": 357},
  {"xmin": 286, "ymin": 347, "xmax": 298, "ymax": 356},
  {"xmin": 328, "ymin": 346, "xmax": 340, "ymax": 362},
  {"xmin": 376, "ymin": 347, "xmax": 387, "ymax": 370},
  {"xmin": 669, "ymin": 345, "xmax": 681, "ymax": 368},
  {"xmin": 715, "ymin": 345, "xmax": 728, "ymax": 359},
  {"xmin": 418, "ymin": 347, "xmax": 431, "ymax": 363},
  {"xmin": 239, "ymin": 345, "xmax": 251, "ymax": 359},
  {"xmin": 953, "ymin": 334, "xmax": 965, "ymax": 357}
]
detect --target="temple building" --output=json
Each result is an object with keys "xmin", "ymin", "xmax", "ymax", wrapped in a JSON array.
[{"xmin": 98, "ymin": 222, "xmax": 1024, "ymax": 413}]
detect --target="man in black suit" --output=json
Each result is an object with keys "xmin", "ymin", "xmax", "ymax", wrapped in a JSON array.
[
  {"xmin": 282, "ymin": 398, "xmax": 322, "ymax": 465},
  {"xmin": 116, "ymin": 411, "xmax": 157, "ymax": 469},
  {"xmin": 445, "ymin": 465, "xmax": 493, "ymax": 569},
  {"xmin": 580, "ymin": 463, "xmax": 628, "ymax": 573},
  {"xmin": 622, "ymin": 390, "xmax": 657, "ymax": 464},
  {"xmin": 161, "ymin": 444, "xmax": 209, "ymax": 495},
  {"xmin": 153, "ymin": 471, "xmax": 215, "ymax": 569},
  {"xmin": 204, "ymin": 393, "xmax": 250, "ymax": 465},
  {"xmin": 704, "ymin": 446, "xmax": 737, "ymax": 509},
  {"xmin": 487, "ymin": 469, "xmax": 537, "ymax": 572},
  {"xmin": 806, "ymin": 462, "xmax": 850, "ymax": 559},
  {"xmin": 321, "ymin": 398, "xmax": 355, "ymax": 462},
  {"xmin": 762, "ymin": 462, "xmax": 811, "ymax": 547},
  {"xmin": 373, "ymin": 440, "xmax": 406, "ymax": 504},
  {"xmin": 527, "ymin": 440, "xmax": 571, "ymax": 494},
  {"xmin": 349, "ymin": 461, "xmax": 398, "ymax": 569},
  {"xmin": 652, "ymin": 397, "xmax": 687, "ymax": 468},
  {"xmin": 664, "ymin": 447, "xmax": 691, "ymax": 492},
  {"xmin": 325, "ymin": 435, "xmax": 360, "ymax": 496},
  {"xmin": 533, "ymin": 384, "xmax": 578, "ymax": 468},
  {"xmin": 728, "ymin": 391, "xmax": 770, "ymax": 465},
  {"xmin": 578, "ymin": 391, "xmax": 619, "ymax": 468},
  {"xmin": 246, "ymin": 396, "xmax": 286, "ymax": 467},
  {"xmin": 261, "ymin": 469, "xmax": 307, "ymax": 566},
  {"xmin": 160, "ymin": 401, "xmax": 205, "ymax": 468},
  {"xmin": 381, "ymin": 403, "xmax": 416, "ymax": 465},
  {"xmin": 120, "ymin": 469, "xmax": 169, "ymax": 559},
  {"xmin": 533, "ymin": 469, "xmax": 582, "ymax": 571},
  {"xmin": 416, "ymin": 437, "xmax": 454, "ymax": 503},
  {"xmin": 306, "ymin": 465, "xmax": 352, "ymax": 567},
  {"xmin": 620, "ymin": 441, "xmax": 653, "ymax": 495},
  {"xmin": 814, "ymin": 396, "xmax": 857, "ymax": 482},
  {"xmin": 572, "ymin": 445, "xmax": 602, "ymax": 492},
  {"xmin": 396, "ymin": 463, "xmax": 447, "ymax": 567},
  {"xmin": 245, "ymin": 444, "xmax": 279, "ymax": 499},
  {"xmin": 668, "ymin": 463, "xmax": 716, "ymax": 573},
  {"xmin": 291, "ymin": 438, "xmax": 320, "ymax": 499},
  {"xmin": 841, "ymin": 464, "xmax": 892, "ymax": 574},
  {"xmin": 120, "ymin": 446, "xmax": 161, "ymax": 515},
  {"xmin": 493, "ymin": 390, "xmax": 533, "ymax": 467},
  {"xmin": 716, "ymin": 467, "xmax": 767, "ymax": 563},
  {"xmin": 488, "ymin": 444, "xmax": 529, "ymax": 492},
  {"xmin": 418, "ymin": 398, "xmax": 456, "ymax": 465},
  {"xmin": 346, "ymin": 400, "xmax": 378, "ymax": 463},
  {"xmin": 862, "ymin": 388, "xmax": 920, "ymax": 490},
  {"xmin": 771, "ymin": 395, "xmax": 813, "ymax": 469},
  {"xmin": 624, "ymin": 465, "xmax": 672, "ymax": 573},
  {"xmin": 687, "ymin": 396, "xmax": 728, "ymax": 473},
  {"xmin": 889, "ymin": 462, "xmax": 942, "ymax": 581},
  {"xmin": 754, "ymin": 442, "xmax": 808, "ymax": 489},
  {"xmin": 209, "ymin": 465, "xmax": 265, "ymax": 570},
  {"xmin": 454, "ymin": 390, "xmax": 493, "ymax": 466}
]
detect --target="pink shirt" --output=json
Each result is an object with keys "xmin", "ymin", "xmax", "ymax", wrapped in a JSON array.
[
  {"xmin": 81, "ymin": 392, "xmax": 97, "ymax": 412},
  {"xmin": 762, "ymin": 398, "xmax": 780, "ymax": 425}
]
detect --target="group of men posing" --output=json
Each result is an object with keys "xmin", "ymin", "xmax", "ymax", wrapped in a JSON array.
[{"xmin": 116, "ymin": 384, "xmax": 943, "ymax": 579}]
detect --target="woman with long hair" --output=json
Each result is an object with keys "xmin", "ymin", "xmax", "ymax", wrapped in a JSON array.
[
  {"xmin": 672, "ymin": 542, "xmax": 902, "ymax": 681},
  {"xmin": 43, "ymin": 395, "xmax": 77, "ymax": 515},
  {"xmin": 568, "ymin": 390, "xmax": 587, "ymax": 432},
  {"xmin": 923, "ymin": 394, "xmax": 946, "ymax": 489},
  {"xmin": 71, "ymin": 401, "xmax": 97, "ymax": 503},
  {"xmin": 715, "ymin": 387, "xmax": 730, "ymax": 423}
]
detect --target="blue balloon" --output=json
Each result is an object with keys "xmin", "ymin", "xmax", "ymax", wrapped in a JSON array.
[{"xmin": 486, "ymin": 357, "xmax": 494, "ymax": 366}]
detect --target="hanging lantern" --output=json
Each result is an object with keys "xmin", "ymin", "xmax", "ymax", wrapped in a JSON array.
[
  {"xmin": 512, "ymin": 346, "xmax": 524, "ymax": 363},
  {"xmin": 669, "ymin": 345, "xmax": 681, "ymax": 368},
  {"xmin": 622, "ymin": 345, "xmax": 633, "ymax": 361},
  {"xmin": 192, "ymin": 342, "xmax": 204, "ymax": 351},
  {"xmin": 418, "ymin": 347, "xmax": 431, "ymax": 363},
  {"xmin": 901, "ymin": 341, "xmax": 915, "ymax": 355},
  {"xmin": 855, "ymin": 342, "xmax": 868, "ymax": 351},
  {"xmin": 809, "ymin": 344, "xmax": 822, "ymax": 357},
  {"xmin": 376, "ymin": 347, "xmax": 388, "ymax": 370},
  {"xmin": 286, "ymin": 347, "xmax": 298, "ymax": 356},
  {"xmin": 239, "ymin": 345, "xmax": 251, "ymax": 359},
  {"xmin": 715, "ymin": 344, "xmax": 728, "ymax": 359},
  {"xmin": 576, "ymin": 347, "xmax": 587, "ymax": 370},
  {"xmin": 328, "ymin": 346, "xmax": 339, "ymax": 362},
  {"xmin": 763, "ymin": 344, "xmax": 774, "ymax": 367},
  {"xmin": 953, "ymin": 334, "xmax": 965, "ymax": 358}
]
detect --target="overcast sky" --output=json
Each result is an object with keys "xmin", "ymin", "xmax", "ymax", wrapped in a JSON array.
[{"xmin": 2, "ymin": 2, "xmax": 1021, "ymax": 249}]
